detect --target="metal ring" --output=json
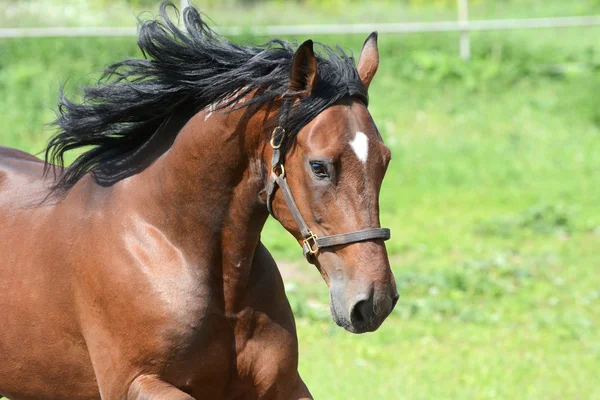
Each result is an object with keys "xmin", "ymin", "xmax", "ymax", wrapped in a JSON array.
[
  {"xmin": 270, "ymin": 126, "xmax": 285, "ymax": 149},
  {"xmin": 273, "ymin": 164, "xmax": 285, "ymax": 179}
]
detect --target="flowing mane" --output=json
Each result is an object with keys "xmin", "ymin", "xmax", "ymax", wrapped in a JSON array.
[{"xmin": 44, "ymin": 1, "xmax": 368, "ymax": 196}]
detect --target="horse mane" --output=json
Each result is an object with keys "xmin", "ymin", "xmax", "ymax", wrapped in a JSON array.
[{"xmin": 44, "ymin": 1, "xmax": 368, "ymax": 196}]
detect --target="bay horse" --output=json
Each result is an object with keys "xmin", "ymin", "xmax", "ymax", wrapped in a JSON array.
[{"xmin": 0, "ymin": 3, "xmax": 398, "ymax": 399}]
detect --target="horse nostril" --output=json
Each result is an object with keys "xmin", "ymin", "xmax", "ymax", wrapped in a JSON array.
[{"xmin": 351, "ymin": 297, "xmax": 374, "ymax": 327}]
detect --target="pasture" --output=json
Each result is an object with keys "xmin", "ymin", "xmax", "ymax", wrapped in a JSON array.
[{"xmin": 1, "ymin": 1, "xmax": 599, "ymax": 398}]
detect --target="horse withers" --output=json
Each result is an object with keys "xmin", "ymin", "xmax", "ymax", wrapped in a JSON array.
[{"xmin": 0, "ymin": 3, "xmax": 398, "ymax": 399}]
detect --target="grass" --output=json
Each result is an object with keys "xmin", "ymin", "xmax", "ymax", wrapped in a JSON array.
[
  {"xmin": 1, "ymin": 0, "xmax": 600, "ymax": 398},
  {"xmin": 3, "ymin": 0, "xmax": 600, "ymax": 28}
]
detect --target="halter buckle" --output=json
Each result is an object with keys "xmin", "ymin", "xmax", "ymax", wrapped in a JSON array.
[
  {"xmin": 272, "ymin": 164, "xmax": 285, "ymax": 179},
  {"xmin": 270, "ymin": 126, "xmax": 285, "ymax": 149},
  {"xmin": 303, "ymin": 231, "xmax": 319, "ymax": 256}
]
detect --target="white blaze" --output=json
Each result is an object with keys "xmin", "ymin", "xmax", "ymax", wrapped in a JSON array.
[{"xmin": 349, "ymin": 131, "xmax": 369, "ymax": 164}]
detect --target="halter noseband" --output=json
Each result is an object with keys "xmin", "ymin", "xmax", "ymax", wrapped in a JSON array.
[{"xmin": 265, "ymin": 122, "xmax": 391, "ymax": 261}]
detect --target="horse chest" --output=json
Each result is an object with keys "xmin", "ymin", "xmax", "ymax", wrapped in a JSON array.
[
  {"xmin": 144, "ymin": 268, "xmax": 298, "ymax": 398},
  {"xmin": 181, "ymin": 309, "xmax": 298, "ymax": 399}
]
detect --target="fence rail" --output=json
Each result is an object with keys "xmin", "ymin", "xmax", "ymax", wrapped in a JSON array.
[
  {"xmin": 3, "ymin": 16, "xmax": 600, "ymax": 38},
  {"xmin": 2, "ymin": 0, "xmax": 600, "ymax": 60}
]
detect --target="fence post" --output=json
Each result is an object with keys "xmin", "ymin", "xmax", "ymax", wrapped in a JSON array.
[{"xmin": 458, "ymin": 0, "xmax": 471, "ymax": 60}]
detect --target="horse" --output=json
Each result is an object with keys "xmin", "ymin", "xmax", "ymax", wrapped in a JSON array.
[{"xmin": 0, "ymin": 3, "xmax": 398, "ymax": 399}]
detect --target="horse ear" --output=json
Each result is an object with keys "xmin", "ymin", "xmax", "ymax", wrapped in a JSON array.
[
  {"xmin": 290, "ymin": 40, "xmax": 318, "ymax": 94},
  {"xmin": 357, "ymin": 32, "xmax": 379, "ymax": 90}
]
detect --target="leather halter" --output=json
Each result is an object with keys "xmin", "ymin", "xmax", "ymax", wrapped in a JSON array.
[{"xmin": 265, "ymin": 125, "xmax": 391, "ymax": 261}]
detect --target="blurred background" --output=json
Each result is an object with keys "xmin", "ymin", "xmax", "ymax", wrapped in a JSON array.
[{"xmin": 1, "ymin": 0, "xmax": 599, "ymax": 399}]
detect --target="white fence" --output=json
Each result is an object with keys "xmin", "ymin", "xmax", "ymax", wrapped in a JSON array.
[{"xmin": 2, "ymin": 0, "xmax": 600, "ymax": 60}]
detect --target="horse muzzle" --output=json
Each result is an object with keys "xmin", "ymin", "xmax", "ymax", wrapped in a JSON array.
[{"xmin": 329, "ymin": 281, "xmax": 399, "ymax": 334}]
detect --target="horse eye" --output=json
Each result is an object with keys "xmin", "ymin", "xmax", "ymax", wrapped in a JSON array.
[{"xmin": 310, "ymin": 162, "xmax": 329, "ymax": 178}]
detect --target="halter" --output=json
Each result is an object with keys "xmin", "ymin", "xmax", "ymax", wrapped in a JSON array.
[{"xmin": 265, "ymin": 116, "xmax": 391, "ymax": 261}]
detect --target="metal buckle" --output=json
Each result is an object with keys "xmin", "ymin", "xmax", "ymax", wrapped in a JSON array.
[
  {"xmin": 270, "ymin": 126, "xmax": 285, "ymax": 149},
  {"xmin": 303, "ymin": 231, "xmax": 319, "ymax": 256},
  {"xmin": 272, "ymin": 164, "xmax": 285, "ymax": 179}
]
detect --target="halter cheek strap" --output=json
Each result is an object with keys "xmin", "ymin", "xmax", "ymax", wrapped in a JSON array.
[{"xmin": 265, "ymin": 126, "xmax": 391, "ymax": 261}]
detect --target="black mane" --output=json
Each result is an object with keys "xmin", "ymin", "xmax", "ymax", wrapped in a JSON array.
[{"xmin": 45, "ymin": 1, "xmax": 367, "ymax": 195}]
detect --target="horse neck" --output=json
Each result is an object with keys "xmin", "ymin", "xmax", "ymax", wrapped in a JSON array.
[{"xmin": 126, "ymin": 104, "xmax": 273, "ymax": 312}]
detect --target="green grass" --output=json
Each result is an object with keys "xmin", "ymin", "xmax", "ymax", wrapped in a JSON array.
[
  {"xmin": 3, "ymin": 0, "xmax": 600, "ymax": 28},
  {"xmin": 1, "ymin": 1, "xmax": 600, "ymax": 398}
]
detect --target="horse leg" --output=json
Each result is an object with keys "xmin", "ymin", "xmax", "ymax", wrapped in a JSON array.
[
  {"xmin": 127, "ymin": 375, "xmax": 195, "ymax": 400},
  {"xmin": 282, "ymin": 373, "xmax": 313, "ymax": 400}
]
